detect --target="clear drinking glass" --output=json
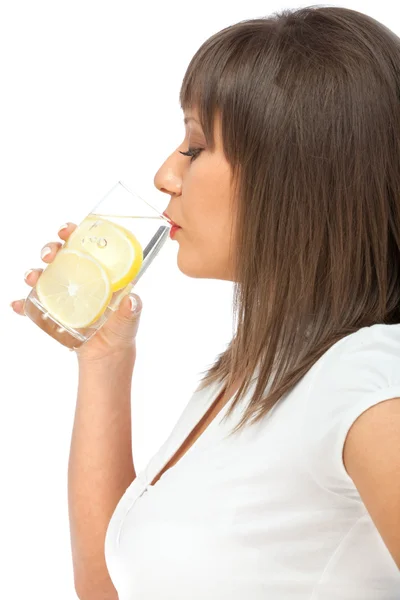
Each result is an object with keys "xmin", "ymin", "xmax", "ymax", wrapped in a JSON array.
[{"xmin": 24, "ymin": 181, "xmax": 171, "ymax": 350}]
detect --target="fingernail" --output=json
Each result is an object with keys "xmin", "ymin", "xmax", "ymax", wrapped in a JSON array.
[
  {"xmin": 129, "ymin": 296, "xmax": 137, "ymax": 312},
  {"xmin": 41, "ymin": 246, "xmax": 51, "ymax": 259},
  {"xmin": 24, "ymin": 269, "xmax": 34, "ymax": 280},
  {"xmin": 58, "ymin": 223, "xmax": 69, "ymax": 232}
]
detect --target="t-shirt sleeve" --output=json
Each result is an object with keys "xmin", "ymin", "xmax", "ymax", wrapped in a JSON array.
[{"xmin": 301, "ymin": 324, "xmax": 400, "ymax": 499}]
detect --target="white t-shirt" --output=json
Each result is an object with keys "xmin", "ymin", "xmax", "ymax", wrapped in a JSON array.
[{"xmin": 105, "ymin": 324, "xmax": 400, "ymax": 599}]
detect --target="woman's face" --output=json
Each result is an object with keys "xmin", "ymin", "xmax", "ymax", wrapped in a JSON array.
[{"xmin": 153, "ymin": 109, "xmax": 237, "ymax": 281}]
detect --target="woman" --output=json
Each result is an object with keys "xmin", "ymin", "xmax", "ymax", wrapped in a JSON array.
[{"xmin": 11, "ymin": 5, "xmax": 400, "ymax": 598}]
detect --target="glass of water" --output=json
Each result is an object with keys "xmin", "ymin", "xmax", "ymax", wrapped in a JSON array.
[{"xmin": 24, "ymin": 181, "xmax": 172, "ymax": 350}]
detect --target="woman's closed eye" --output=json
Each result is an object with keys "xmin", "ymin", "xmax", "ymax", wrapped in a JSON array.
[{"xmin": 179, "ymin": 147, "xmax": 203, "ymax": 162}]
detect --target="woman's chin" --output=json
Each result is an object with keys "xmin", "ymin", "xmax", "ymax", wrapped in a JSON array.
[
  {"xmin": 177, "ymin": 260, "xmax": 207, "ymax": 279},
  {"xmin": 176, "ymin": 252, "xmax": 210, "ymax": 279},
  {"xmin": 176, "ymin": 256, "xmax": 229, "ymax": 280}
]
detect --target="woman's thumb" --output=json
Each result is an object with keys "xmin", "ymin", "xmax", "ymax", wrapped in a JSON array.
[
  {"xmin": 118, "ymin": 293, "xmax": 142, "ymax": 319},
  {"xmin": 107, "ymin": 292, "xmax": 143, "ymax": 341}
]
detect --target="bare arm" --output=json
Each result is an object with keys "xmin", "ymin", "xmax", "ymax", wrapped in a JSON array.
[
  {"xmin": 68, "ymin": 350, "xmax": 136, "ymax": 599},
  {"xmin": 343, "ymin": 397, "xmax": 400, "ymax": 569},
  {"xmin": 10, "ymin": 221, "xmax": 143, "ymax": 599}
]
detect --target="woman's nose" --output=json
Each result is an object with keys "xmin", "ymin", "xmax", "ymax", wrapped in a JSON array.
[{"xmin": 154, "ymin": 160, "xmax": 182, "ymax": 196}]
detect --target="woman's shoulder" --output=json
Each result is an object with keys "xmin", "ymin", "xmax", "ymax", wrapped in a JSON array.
[
  {"xmin": 312, "ymin": 323, "xmax": 400, "ymax": 391},
  {"xmin": 300, "ymin": 323, "xmax": 400, "ymax": 496}
]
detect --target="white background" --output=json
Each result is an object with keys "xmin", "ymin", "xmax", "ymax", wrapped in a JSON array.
[{"xmin": 0, "ymin": 0, "xmax": 397, "ymax": 598}]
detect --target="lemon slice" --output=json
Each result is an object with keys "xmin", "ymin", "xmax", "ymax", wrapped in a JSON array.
[
  {"xmin": 36, "ymin": 248, "xmax": 112, "ymax": 329},
  {"xmin": 66, "ymin": 216, "xmax": 143, "ymax": 292}
]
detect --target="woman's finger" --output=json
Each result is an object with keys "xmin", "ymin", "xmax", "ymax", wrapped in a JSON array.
[
  {"xmin": 40, "ymin": 241, "xmax": 62, "ymax": 262},
  {"xmin": 57, "ymin": 222, "xmax": 77, "ymax": 242},
  {"xmin": 40, "ymin": 222, "xmax": 78, "ymax": 262},
  {"xmin": 10, "ymin": 299, "xmax": 26, "ymax": 315},
  {"xmin": 24, "ymin": 268, "xmax": 43, "ymax": 287}
]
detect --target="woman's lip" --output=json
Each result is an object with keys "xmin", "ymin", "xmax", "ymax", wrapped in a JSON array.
[{"xmin": 163, "ymin": 211, "xmax": 180, "ymax": 228}]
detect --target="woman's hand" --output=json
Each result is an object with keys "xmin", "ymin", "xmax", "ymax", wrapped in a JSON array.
[{"xmin": 10, "ymin": 222, "xmax": 143, "ymax": 364}]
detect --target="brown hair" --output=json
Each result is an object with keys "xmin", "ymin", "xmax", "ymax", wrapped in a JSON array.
[{"xmin": 179, "ymin": 5, "xmax": 400, "ymax": 437}]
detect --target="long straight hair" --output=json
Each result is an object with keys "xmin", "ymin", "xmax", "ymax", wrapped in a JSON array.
[{"xmin": 179, "ymin": 5, "xmax": 400, "ymax": 437}]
